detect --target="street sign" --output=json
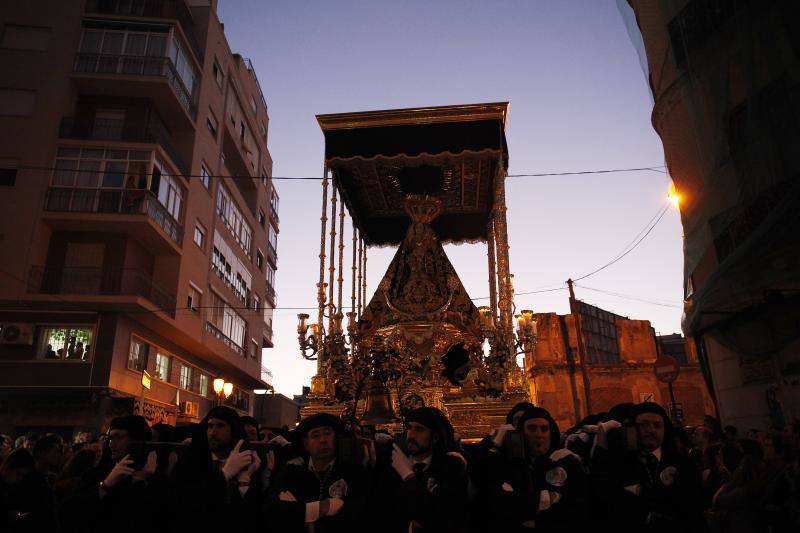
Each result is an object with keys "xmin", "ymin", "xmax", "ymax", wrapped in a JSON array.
[
  {"xmin": 654, "ymin": 355, "xmax": 680, "ymax": 383},
  {"xmin": 141, "ymin": 370, "xmax": 151, "ymax": 390}
]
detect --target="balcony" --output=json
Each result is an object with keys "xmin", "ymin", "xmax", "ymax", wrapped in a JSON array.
[
  {"xmin": 43, "ymin": 187, "xmax": 183, "ymax": 250},
  {"xmin": 72, "ymin": 53, "xmax": 196, "ymax": 125},
  {"xmin": 210, "ymin": 262, "xmax": 249, "ymax": 308},
  {"xmin": 260, "ymin": 365, "xmax": 273, "ymax": 387},
  {"xmin": 270, "ymin": 205, "xmax": 280, "ymax": 226},
  {"xmin": 28, "ymin": 266, "xmax": 176, "ymax": 316},
  {"xmin": 84, "ymin": 0, "xmax": 204, "ymax": 63},
  {"xmin": 204, "ymin": 321, "xmax": 245, "ymax": 357},
  {"xmin": 266, "ymin": 242, "xmax": 277, "ymax": 266},
  {"xmin": 60, "ymin": 117, "xmax": 189, "ymax": 176},
  {"xmin": 265, "ymin": 284, "xmax": 276, "ymax": 306}
]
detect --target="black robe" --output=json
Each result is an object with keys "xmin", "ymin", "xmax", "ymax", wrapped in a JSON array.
[
  {"xmin": 266, "ymin": 457, "xmax": 369, "ymax": 533},
  {"xmin": 490, "ymin": 449, "xmax": 588, "ymax": 532},
  {"xmin": 369, "ymin": 452, "xmax": 469, "ymax": 532},
  {"xmin": 591, "ymin": 446, "xmax": 704, "ymax": 533}
]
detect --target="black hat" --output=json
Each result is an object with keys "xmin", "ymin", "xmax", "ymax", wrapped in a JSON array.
[
  {"xmin": 296, "ymin": 413, "xmax": 343, "ymax": 438},
  {"xmin": 506, "ymin": 402, "xmax": 536, "ymax": 425},
  {"xmin": 109, "ymin": 415, "xmax": 152, "ymax": 442},
  {"xmin": 406, "ymin": 407, "xmax": 456, "ymax": 453},
  {"xmin": 515, "ymin": 406, "xmax": 560, "ymax": 454},
  {"xmin": 202, "ymin": 406, "xmax": 246, "ymax": 443},
  {"xmin": 607, "ymin": 402, "xmax": 635, "ymax": 424}
]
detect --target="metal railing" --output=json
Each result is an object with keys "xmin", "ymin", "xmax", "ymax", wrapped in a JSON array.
[
  {"xmin": 210, "ymin": 262, "xmax": 250, "ymax": 308},
  {"xmin": 264, "ymin": 321, "xmax": 273, "ymax": 342},
  {"xmin": 270, "ymin": 205, "xmax": 279, "ymax": 226},
  {"xmin": 204, "ymin": 321, "xmax": 245, "ymax": 357},
  {"xmin": 73, "ymin": 53, "xmax": 196, "ymax": 119},
  {"xmin": 260, "ymin": 365, "xmax": 273, "ymax": 386},
  {"xmin": 28, "ymin": 266, "xmax": 176, "ymax": 315},
  {"xmin": 266, "ymin": 242, "xmax": 277, "ymax": 264},
  {"xmin": 44, "ymin": 187, "xmax": 183, "ymax": 245},
  {"xmin": 59, "ymin": 117, "xmax": 189, "ymax": 176},
  {"xmin": 265, "ymin": 284, "xmax": 276, "ymax": 306}
]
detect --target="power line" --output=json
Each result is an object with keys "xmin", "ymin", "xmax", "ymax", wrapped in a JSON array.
[
  {"xmin": 574, "ymin": 284, "xmax": 683, "ymax": 309},
  {"xmin": 16, "ymin": 164, "xmax": 666, "ymax": 182},
  {"xmin": 572, "ymin": 201, "xmax": 670, "ymax": 282}
]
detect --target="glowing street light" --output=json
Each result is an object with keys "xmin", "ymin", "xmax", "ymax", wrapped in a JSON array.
[{"xmin": 668, "ymin": 181, "xmax": 681, "ymax": 209}]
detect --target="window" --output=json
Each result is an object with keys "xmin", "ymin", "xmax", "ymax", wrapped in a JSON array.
[
  {"xmin": 211, "ymin": 233, "xmax": 252, "ymax": 306},
  {"xmin": 270, "ymin": 190, "xmax": 279, "ymax": 217},
  {"xmin": 199, "ymin": 373, "xmax": 209, "ymax": 397},
  {"xmin": 250, "ymin": 95, "xmax": 257, "ymax": 115},
  {"xmin": 193, "ymin": 223, "xmax": 206, "ymax": 248},
  {"xmin": 38, "ymin": 326, "xmax": 93, "ymax": 360},
  {"xmin": 1, "ymin": 25, "xmax": 51, "ymax": 51},
  {"xmin": 187, "ymin": 284, "xmax": 202, "ymax": 312},
  {"xmin": 154, "ymin": 158, "xmax": 184, "ymax": 221},
  {"xmin": 213, "ymin": 58, "xmax": 223, "ymax": 87},
  {"xmin": 257, "ymin": 208, "xmax": 265, "ymax": 227},
  {"xmin": 266, "ymin": 264, "xmax": 275, "ymax": 290},
  {"xmin": 208, "ymin": 290, "xmax": 247, "ymax": 349},
  {"xmin": 0, "ymin": 169, "xmax": 16, "ymax": 186},
  {"xmin": 268, "ymin": 224, "xmax": 278, "ymax": 255},
  {"xmin": 253, "ymin": 294, "xmax": 260, "ymax": 312},
  {"xmin": 128, "ymin": 337, "xmax": 149, "ymax": 371},
  {"xmin": 179, "ymin": 363, "xmax": 193, "ymax": 390},
  {"xmin": 239, "ymin": 122, "xmax": 246, "ymax": 140},
  {"xmin": 200, "ymin": 164, "xmax": 210, "ymax": 189},
  {"xmin": 256, "ymin": 250, "xmax": 264, "ymax": 270},
  {"xmin": 260, "ymin": 124, "xmax": 268, "ymax": 144},
  {"xmin": 154, "ymin": 352, "xmax": 171, "ymax": 381},
  {"xmin": 0, "ymin": 88, "xmax": 35, "ymax": 116},
  {"xmin": 250, "ymin": 339, "xmax": 259, "ymax": 359},
  {"xmin": 216, "ymin": 185, "xmax": 252, "ymax": 254},
  {"xmin": 207, "ymin": 111, "xmax": 218, "ymax": 138}
]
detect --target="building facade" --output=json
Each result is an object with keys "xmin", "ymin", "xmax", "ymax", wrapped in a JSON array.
[
  {"xmin": 627, "ymin": 0, "xmax": 800, "ymax": 430},
  {"xmin": 0, "ymin": 0, "xmax": 278, "ymax": 438},
  {"xmin": 525, "ymin": 301, "xmax": 715, "ymax": 431}
]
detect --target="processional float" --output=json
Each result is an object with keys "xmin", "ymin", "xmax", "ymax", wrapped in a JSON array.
[{"xmin": 297, "ymin": 103, "xmax": 538, "ymax": 439}]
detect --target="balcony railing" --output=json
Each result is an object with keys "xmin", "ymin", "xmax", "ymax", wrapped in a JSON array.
[
  {"xmin": 210, "ymin": 262, "xmax": 249, "ymax": 308},
  {"xmin": 204, "ymin": 321, "xmax": 245, "ymax": 357},
  {"xmin": 264, "ymin": 321, "xmax": 273, "ymax": 341},
  {"xmin": 265, "ymin": 284, "xmax": 276, "ymax": 306},
  {"xmin": 28, "ymin": 266, "xmax": 176, "ymax": 315},
  {"xmin": 44, "ymin": 187, "xmax": 183, "ymax": 245},
  {"xmin": 73, "ymin": 53, "xmax": 196, "ymax": 119},
  {"xmin": 59, "ymin": 117, "xmax": 189, "ymax": 176},
  {"xmin": 270, "ymin": 205, "xmax": 279, "ymax": 226},
  {"xmin": 84, "ymin": 0, "xmax": 204, "ymax": 64},
  {"xmin": 266, "ymin": 242, "xmax": 277, "ymax": 265},
  {"xmin": 260, "ymin": 365, "xmax": 273, "ymax": 387}
]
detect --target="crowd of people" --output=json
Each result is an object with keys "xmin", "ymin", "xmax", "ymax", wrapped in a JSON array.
[{"xmin": 1, "ymin": 402, "xmax": 798, "ymax": 532}]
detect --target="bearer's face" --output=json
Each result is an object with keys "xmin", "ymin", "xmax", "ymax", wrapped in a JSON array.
[
  {"xmin": 635, "ymin": 413, "xmax": 665, "ymax": 452},
  {"xmin": 523, "ymin": 418, "xmax": 551, "ymax": 457},
  {"xmin": 304, "ymin": 426, "xmax": 335, "ymax": 461},
  {"xmin": 244, "ymin": 424, "xmax": 259, "ymax": 442},
  {"xmin": 207, "ymin": 418, "xmax": 233, "ymax": 452},
  {"xmin": 406, "ymin": 422, "xmax": 433, "ymax": 456},
  {"xmin": 108, "ymin": 429, "xmax": 130, "ymax": 461}
]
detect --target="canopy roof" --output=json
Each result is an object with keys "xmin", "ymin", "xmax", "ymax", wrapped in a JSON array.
[{"xmin": 317, "ymin": 103, "xmax": 509, "ymax": 245}]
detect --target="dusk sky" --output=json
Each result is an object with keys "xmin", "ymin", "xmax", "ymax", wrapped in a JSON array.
[{"xmin": 216, "ymin": 0, "xmax": 683, "ymax": 397}]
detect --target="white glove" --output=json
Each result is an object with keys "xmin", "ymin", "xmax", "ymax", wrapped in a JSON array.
[
  {"xmin": 492, "ymin": 424, "xmax": 515, "ymax": 448},
  {"xmin": 269, "ymin": 435, "xmax": 290, "ymax": 447},
  {"xmin": 391, "ymin": 443, "xmax": 414, "ymax": 481},
  {"xmin": 103, "ymin": 454, "xmax": 134, "ymax": 488},
  {"xmin": 595, "ymin": 420, "xmax": 622, "ymax": 450},
  {"xmin": 549, "ymin": 448, "xmax": 580, "ymax": 462},
  {"xmin": 221, "ymin": 440, "xmax": 252, "ymax": 481},
  {"xmin": 374, "ymin": 433, "xmax": 393, "ymax": 445}
]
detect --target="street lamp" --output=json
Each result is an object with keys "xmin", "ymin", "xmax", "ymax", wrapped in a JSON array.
[{"xmin": 212, "ymin": 378, "xmax": 233, "ymax": 405}]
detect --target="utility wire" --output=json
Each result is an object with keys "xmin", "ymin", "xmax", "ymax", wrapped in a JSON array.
[
  {"xmin": 574, "ymin": 284, "xmax": 683, "ymax": 309},
  {"xmin": 572, "ymin": 201, "xmax": 670, "ymax": 282},
  {"xmin": 16, "ymin": 164, "xmax": 666, "ymax": 182}
]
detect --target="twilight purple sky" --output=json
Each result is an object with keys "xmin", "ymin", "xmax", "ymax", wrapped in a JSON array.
[{"xmin": 217, "ymin": 0, "xmax": 683, "ymax": 397}]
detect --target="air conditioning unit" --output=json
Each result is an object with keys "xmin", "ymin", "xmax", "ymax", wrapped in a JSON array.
[
  {"xmin": 0, "ymin": 324, "xmax": 34, "ymax": 345},
  {"xmin": 180, "ymin": 400, "xmax": 199, "ymax": 417}
]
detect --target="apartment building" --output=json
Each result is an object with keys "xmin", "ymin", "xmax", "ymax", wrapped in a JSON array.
[
  {"xmin": 0, "ymin": 0, "xmax": 278, "ymax": 437},
  {"xmin": 627, "ymin": 0, "xmax": 800, "ymax": 429}
]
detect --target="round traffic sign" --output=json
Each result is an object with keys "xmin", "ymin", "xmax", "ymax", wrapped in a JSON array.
[{"xmin": 654, "ymin": 355, "xmax": 680, "ymax": 383}]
